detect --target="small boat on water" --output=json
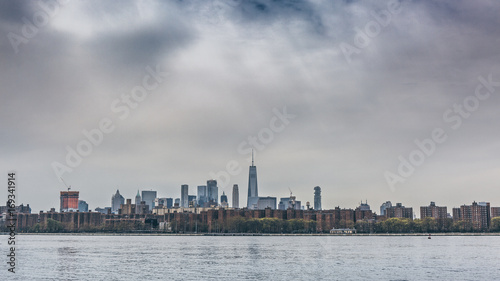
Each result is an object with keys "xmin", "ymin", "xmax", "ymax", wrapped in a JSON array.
[{"xmin": 428, "ymin": 234, "xmax": 431, "ymax": 239}]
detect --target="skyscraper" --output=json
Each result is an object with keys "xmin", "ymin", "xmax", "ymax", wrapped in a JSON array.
[
  {"xmin": 111, "ymin": 189, "xmax": 125, "ymax": 214},
  {"xmin": 135, "ymin": 190, "xmax": 141, "ymax": 206},
  {"xmin": 314, "ymin": 186, "xmax": 321, "ymax": 210},
  {"xmin": 207, "ymin": 180, "xmax": 218, "ymax": 205},
  {"xmin": 197, "ymin": 185, "xmax": 207, "ymax": 207},
  {"xmin": 247, "ymin": 151, "xmax": 258, "ymax": 208},
  {"xmin": 232, "ymin": 184, "xmax": 239, "ymax": 208},
  {"xmin": 181, "ymin": 184, "xmax": 189, "ymax": 207},
  {"xmin": 141, "ymin": 190, "xmax": 157, "ymax": 211},
  {"xmin": 60, "ymin": 191, "xmax": 79, "ymax": 212},
  {"xmin": 221, "ymin": 191, "xmax": 228, "ymax": 207}
]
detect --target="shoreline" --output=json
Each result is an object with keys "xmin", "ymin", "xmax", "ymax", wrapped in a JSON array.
[{"xmin": 2, "ymin": 232, "xmax": 500, "ymax": 236}]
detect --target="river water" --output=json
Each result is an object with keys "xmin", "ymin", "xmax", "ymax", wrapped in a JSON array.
[{"xmin": 2, "ymin": 235, "xmax": 500, "ymax": 280}]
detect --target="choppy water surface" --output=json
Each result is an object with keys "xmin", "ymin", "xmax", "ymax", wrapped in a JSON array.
[{"xmin": 3, "ymin": 235, "xmax": 500, "ymax": 280}]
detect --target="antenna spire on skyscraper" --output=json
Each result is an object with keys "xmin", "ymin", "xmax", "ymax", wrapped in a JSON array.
[{"xmin": 252, "ymin": 149, "xmax": 254, "ymax": 166}]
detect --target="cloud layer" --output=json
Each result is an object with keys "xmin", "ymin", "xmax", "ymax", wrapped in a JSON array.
[{"xmin": 1, "ymin": 0, "xmax": 500, "ymax": 215}]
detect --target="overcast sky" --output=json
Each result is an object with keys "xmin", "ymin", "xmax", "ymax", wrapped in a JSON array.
[{"xmin": 1, "ymin": 0, "xmax": 499, "ymax": 216}]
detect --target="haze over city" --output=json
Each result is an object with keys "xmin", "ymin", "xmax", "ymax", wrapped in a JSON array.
[{"xmin": 1, "ymin": 0, "xmax": 500, "ymax": 214}]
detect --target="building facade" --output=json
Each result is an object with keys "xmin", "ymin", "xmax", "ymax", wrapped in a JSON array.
[
  {"xmin": 232, "ymin": 184, "xmax": 239, "ymax": 208},
  {"xmin": 60, "ymin": 191, "xmax": 79, "ymax": 212}
]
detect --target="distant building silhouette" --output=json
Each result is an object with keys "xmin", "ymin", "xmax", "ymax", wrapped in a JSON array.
[
  {"xmin": 78, "ymin": 200, "xmax": 88, "ymax": 212},
  {"xmin": 197, "ymin": 185, "xmax": 207, "ymax": 207},
  {"xmin": 135, "ymin": 190, "xmax": 141, "ymax": 206},
  {"xmin": 380, "ymin": 201, "xmax": 392, "ymax": 216},
  {"xmin": 247, "ymin": 151, "xmax": 258, "ymax": 208},
  {"xmin": 141, "ymin": 190, "xmax": 157, "ymax": 211},
  {"xmin": 111, "ymin": 190, "xmax": 124, "ymax": 214},
  {"xmin": 232, "ymin": 184, "xmax": 239, "ymax": 208},
  {"xmin": 207, "ymin": 180, "xmax": 218, "ymax": 205},
  {"xmin": 181, "ymin": 184, "xmax": 189, "ymax": 207},
  {"xmin": 314, "ymin": 186, "xmax": 321, "ymax": 210}
]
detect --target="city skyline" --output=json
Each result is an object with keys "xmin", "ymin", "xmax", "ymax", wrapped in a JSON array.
[{"xmin": 1, "ymin": 1, "xmax": 500, "ymax": 215}]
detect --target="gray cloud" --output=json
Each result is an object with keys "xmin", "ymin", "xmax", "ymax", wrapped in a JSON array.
[{"xmin": 1, "ymin": 0, "xmax": 499, "ymax": 216}]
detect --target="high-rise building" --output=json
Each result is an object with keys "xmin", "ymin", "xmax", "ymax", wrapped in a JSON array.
[
  {"xmin": 420, "ymin": 202, "xmax": 447, "ymax": 219},
  {"xmin": 188, "ymin": 195, "xmax": 197, "ymax": 207},
  {"xmin": 220, "ymin": 191, "xmax": 228, "ymax": 208},
  {"xmin": 314, "ymin": 186, "xmax": 321, "ymax": 210},
  {"xmin": 385, "ymin": 203, "xmax": 413, "ymax": 219},
  {"xmin": 141, "ymin": 190, "xmax": 157, "ymax": 211},
  {"xmin": 135, "ymin": 190, "xmax": 141, "ymax": 206},
  {"xmin": 197, "ymin": 185, "xmax": 207, "ymax": 207},
  {"xmin": 165, "ymin": 198, "xmax": 173, "ymax": 209},
  {"xmin": 207, "ymin": 180, "xmax": 218, "ymax": 205},
  {"xmin": 232, "ymin": 184, "xmax": 239, "ymax": 208},
  {"xmin": 491, "ymin": 207, "xmax": 500, "ymax": 218},
  {"xmin": 111, "ymin": 190, "xmax": 125, "ymax": 214},
  {"xmin": 380, "ymin": 201, "xmax": 392, "ymax": 216},
  {"xmin": 455, "ymin": 201, "xmax": 491, "ymax": 230},
  {"xmin": 247, "ymin": 151, "xmax": 258, "ymax": 208},
  {"xmin": 78, "ymin": 200, "xmax": 88, "ymax": 212},
  {"xmin": 60, "ymin": 191, "xmax": 79, "ymax": 212},
  {"xmin": 174, "ymin": 198, "xmax": 180, "ymax": 207},
  {"xmin": 221, "ymin": 191, "xmax": 228, "ymax": 203},
  {"xmin": 181, "ymin": 184, "xmax": 189, "ymax": 207}
]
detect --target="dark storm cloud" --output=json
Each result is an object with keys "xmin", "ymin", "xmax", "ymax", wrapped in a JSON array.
[{"xmin": 1, "ymin": 0, "xmax": 499, "ymax": 213}]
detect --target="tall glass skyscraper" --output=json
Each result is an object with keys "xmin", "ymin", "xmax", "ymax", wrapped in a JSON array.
[
  {"xmin": 197, "ymin": 185, "xmax": 207, "ymax": 206},
  {"xmin": 247, "ymin": 152, "xmax": 258, "ymax": 208},
  {"xmin": 181, "ymin": 184, "xmax": 189, "ymax": 207},
  {"xmin": 207, "ymin": 180, "xmax": 218, "ymax": 204},
  {"xmin": 232, "ymin": 184, "xmax": 239, "ymax": 208}
]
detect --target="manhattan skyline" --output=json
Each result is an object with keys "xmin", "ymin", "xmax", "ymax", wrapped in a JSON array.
[{"xmin": 1, "ymin": 0, "xmax": 500, "ymax": 214}]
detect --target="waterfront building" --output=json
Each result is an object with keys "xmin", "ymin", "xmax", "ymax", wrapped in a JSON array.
[
  {"xmin": 420, "ymin": 202, "xmax": 447, "ymax": 220},
  {"xmin": 197, "ymin": 185, "xmax": 207, "ymax": 207},
  {"xmin": 384, "ymin": 203, "xmax": 413, "ymax": 219},
  {"xmin": 111, "ymin": 190, "xmax": 125, "ymax": 214},
  {"xmin": 380, "ymin": 201, "xmax": 392, "ymax": 216},
  {"xmin": 232, "ymin": 184, "xmax": 239, "ymax": 208},
  {"xmin": 314, "ymin": 186, "xmax": 321, "ymax": 210},
  {"xmin": 454, "ymin": 201, "xmax": 491, "ymax": 230},
  {"xmin": 491, "ymin": 207, "xmax": 500, "ymax": 218},
  {"xmin": 181, "ymin": 184, "xmax": 189, "ymax": 207},
  {"xmin": 78, "ymin": 200, "xmax": 88, "ymax": 212},
  {"xmin": 60, "ymin": 191, "xmax": 79, "ymax": 212},
  {"xmin": 141, "ymin": 190, "xmax": 157, "ymax": 211},
  {"xmin": 207, "ymin": 180, "xmax": 218, "ymax": 205}
]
